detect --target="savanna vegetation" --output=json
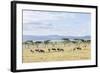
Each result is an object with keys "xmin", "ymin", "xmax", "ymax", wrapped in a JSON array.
[{"xmin": 22, "ymin": 38, "xmax": 91, "ymax": 63}]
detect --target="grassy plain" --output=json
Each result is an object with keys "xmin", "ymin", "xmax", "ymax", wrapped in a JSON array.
[{"xmin": 22, "ymin": 41, "xmax": 91, "ymax": 63}]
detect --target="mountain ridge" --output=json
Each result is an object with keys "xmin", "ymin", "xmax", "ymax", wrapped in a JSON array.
[{"xmin": 23, "ymin": 35, "xmax": 91, "ymax": 41}]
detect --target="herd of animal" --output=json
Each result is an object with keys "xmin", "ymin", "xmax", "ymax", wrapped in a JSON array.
[
  {"xmin": 29, "ymin": 47, "xmax": 83, "ymax": 53},
  {"xmin": 23, "ymin": 39, "xmax": 90, "ymax": 54},
  {"xmin": 30, "ymin": 48, "xmax": 64, "ymax": 53}
]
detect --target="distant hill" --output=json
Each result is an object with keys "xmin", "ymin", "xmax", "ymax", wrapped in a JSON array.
[{"xmin": 23, "ymin": 35, "xmax": 91, "ymax": 42}]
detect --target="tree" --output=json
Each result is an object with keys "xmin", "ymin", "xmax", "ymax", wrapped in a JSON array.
[
  {"xmin": 28, "ymin": 40, "xmax": 35, "ymax": 49},
  {"xmin": 35, "ymin": 41, "xmax": 42, "ymax": 48},
  {"xmin": 50, "ymin": 41, "xmax": 57, "ymax": 48},
  {"xmin": 43, "ymin": 40, "xmax": 50, "ymax": 48},
  {"xmin": 62, "ymin": 38, "xmax": 70, "ymax": 47},
  {"xmin": 71, "ymin": 41, "xmax": 77, "ymax": 44},
  {"xmin": 25, "ymin": 40, "xmax": 34, "ymax": 49},
  {"xmin": 80, "ymin": 39, "xmax": 85, "ymax": 42},
  {"xmin": 86, "ymin": 40, "xmax": 91, "ymax": 43},
  {"xmin": 74, "ymin": 39, "xmax": 84, "ymax": 46},
  {"xmin": 23, "ymin": 41, "xmax": 28, "ymax": 48}
]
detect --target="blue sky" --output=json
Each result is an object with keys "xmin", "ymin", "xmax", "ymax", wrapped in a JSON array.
[{"xmin": 23, "ymin": 10, "xmax": 91, "ymax": 36}]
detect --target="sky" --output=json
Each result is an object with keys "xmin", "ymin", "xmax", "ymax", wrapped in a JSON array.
[{"xmin": 23, "ymin": 10, "xmax": 91, "ymax": 36}]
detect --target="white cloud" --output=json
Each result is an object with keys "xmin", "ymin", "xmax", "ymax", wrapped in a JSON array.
[{"xmin": 23, "ymin": 10, "xmax": 91, "ymax": 36}]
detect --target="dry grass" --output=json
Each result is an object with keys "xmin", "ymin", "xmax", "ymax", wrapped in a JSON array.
[{"xmin": 22, "ymin": 42, "xmax": 91, "ymax": 63}]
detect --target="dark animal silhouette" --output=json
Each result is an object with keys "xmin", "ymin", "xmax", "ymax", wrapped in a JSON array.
[
  {"xmin": 35, "ymin": 49, "xmax": 45, "ymax": 53},
  {"xmin": 73, "ymin": 47, "xmax": 82, "ymax": 51},
  {"xmin": 48, "ymin": 49, "xmax": 50, "ymax": 52},
  {"xmin": 77, "ymin": 47, "xmax": 82, "ymax": 50},
  {"xmin": 57, "ymin": 48, "xmax": 64, "ymax": 52},
  {"xmin": 39, "ymin": 49, "xmax": 45, "ymax": 53},
  {"xmin": 52, "ymin": 48, "xmax": 56, "ymax": 52},
  {"xmin": 35, "ymin": 49, "xmax": 39, "ymax": 52},
  {"xmin": 30, "ymin": 49, "xmax": 34, "ymax": 53}
]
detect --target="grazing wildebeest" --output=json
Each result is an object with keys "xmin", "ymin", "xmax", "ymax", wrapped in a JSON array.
[
  {"xmin": 35, "ymin": 49, "xmax": 39, "ymax": 52},
  {"xmin": 35, "ymin": 49, "xmax": 45, "ymax": 53},
  {"xmin": 39, "ymin": 49, "xmax": 45, "ymax": 53},
  {"xmin": 57, "ymin": 48, "xmax": 64, "ymax": 52},
  {"xmin": 73, "ymin": 47, "xmax": 82, "ymax": 51},
  {"xmin": 30, "ymin": 49, "xmax": 34, "ymax": 53},
  {"xmin": 77, "ymin": 47, "xmax": 82, "ymax": 50},
  {"xmin": 48, "ymin": 49, "xmax": 50, "ymax": 52},
  {"xmin": 52, "ymin": 48, "xmax": 56, "ymax": 52}
]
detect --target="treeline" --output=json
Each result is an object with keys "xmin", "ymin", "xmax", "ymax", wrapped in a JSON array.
[{"xmin": 23, "ymin": 38, "xmax": 90, "ymax": 49}]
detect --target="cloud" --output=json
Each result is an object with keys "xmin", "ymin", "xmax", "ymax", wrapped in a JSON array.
[{"xmin": 23, "ymin": 10, "xmax": 91, "ymax": 36}]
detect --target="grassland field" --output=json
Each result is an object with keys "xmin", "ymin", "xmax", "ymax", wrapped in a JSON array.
[{"xmin": 22, "ymin": 40, "xmax": 91, "ymax": 63}]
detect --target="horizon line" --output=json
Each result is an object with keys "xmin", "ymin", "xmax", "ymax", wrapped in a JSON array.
[{"xmin": 23, "ymin": 35, "xmax": 91, "ymax": 36}]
